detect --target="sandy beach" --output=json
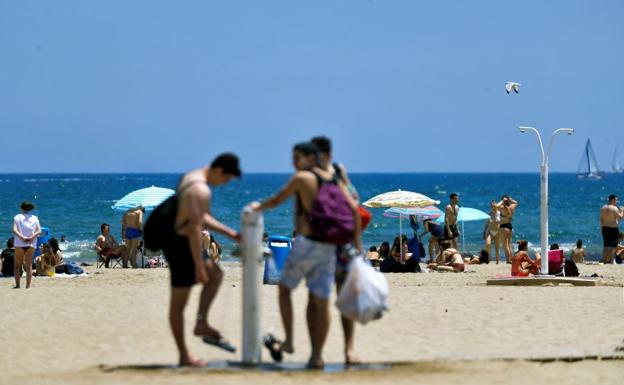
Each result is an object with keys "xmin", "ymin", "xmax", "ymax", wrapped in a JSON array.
[{"xmin": 1, "ymin": 263, "xmax": 622, "ymax": 385}]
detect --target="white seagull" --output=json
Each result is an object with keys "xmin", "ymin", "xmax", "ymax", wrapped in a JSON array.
[{"xmin": 505, "ymin": 81, "xmax": 521, "ymax": 94}]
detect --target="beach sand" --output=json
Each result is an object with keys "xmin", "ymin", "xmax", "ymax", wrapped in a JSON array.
[{"xmin": 0, "ymin": 263, "xmax": 622, "ymax": 385}]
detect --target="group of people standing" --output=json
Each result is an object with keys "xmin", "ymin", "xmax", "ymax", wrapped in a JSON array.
[{"xmin": 160, "ymin": 136, "xmax": 363, "ymax": 369}]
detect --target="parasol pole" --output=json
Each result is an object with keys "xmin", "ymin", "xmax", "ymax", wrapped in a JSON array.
[{"xmin": 399, "ymin": 214, "xmax": 404, "ymax": 264}]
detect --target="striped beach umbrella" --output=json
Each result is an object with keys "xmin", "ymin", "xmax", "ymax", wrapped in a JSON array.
[
  {"xmin": 364, "ymin": 190, "xmax": 440, "ymax": 262},
  {"xmin": 363, "ymin": 190, "xmax": 440, "ymax": 209},
  {"xmin": 111, "ymin": 186, "xmax": 175, "ymax": 213}
]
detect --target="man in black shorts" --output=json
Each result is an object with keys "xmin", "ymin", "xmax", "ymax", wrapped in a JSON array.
[
  {"xmin": 445, "ymin": 193, "xmax": 460, "ymax": 249},
  {"xmin": 600, "ymin": 194, "xmax": 624, "ymax": 263},
  {"xmin": 163, "ymin": 153, "xmax": 241, "ymax": 367}
]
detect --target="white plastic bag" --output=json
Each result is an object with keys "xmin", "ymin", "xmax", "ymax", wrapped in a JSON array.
[{"xmin": 336, "ymin": 256, "xmax": 389, "ymax": 324}]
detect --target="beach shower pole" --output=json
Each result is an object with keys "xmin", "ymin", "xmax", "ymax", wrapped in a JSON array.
[
  {"xmin": 518, "ymin": 126, "xmax": 574, "ymax": 275},
  {"xmin": 241, "ymin": 205, "xmax": 264, "ymax": 365}
]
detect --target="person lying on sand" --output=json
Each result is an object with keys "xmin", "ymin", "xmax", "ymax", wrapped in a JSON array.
[{"xmin": 427, "ymin": 241, "xmax": 465, "ymax": 272}]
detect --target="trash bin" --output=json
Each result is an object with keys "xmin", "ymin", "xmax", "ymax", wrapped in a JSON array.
[{"xmin": 263, "ymin": 236, "xmax": 292, "ymax": 285}]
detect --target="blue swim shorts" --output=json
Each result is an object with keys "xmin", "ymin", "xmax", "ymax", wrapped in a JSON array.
[{"xmin": 280, "ymin": 235, "xmax": 336, "ymax": 299}]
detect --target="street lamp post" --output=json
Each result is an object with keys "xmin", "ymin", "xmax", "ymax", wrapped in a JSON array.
[{"xmin": 518, "ymin": 126, "xmax": 574, "ymax": 275}]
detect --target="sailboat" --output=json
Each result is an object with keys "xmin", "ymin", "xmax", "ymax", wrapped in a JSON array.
[
  {"xmin": 577, "ymin": 139, "xmax": 603, "ymax": 180},
  {"xmin": 612, "ymin": 148, "xmax": 623, "ymax": 174}
]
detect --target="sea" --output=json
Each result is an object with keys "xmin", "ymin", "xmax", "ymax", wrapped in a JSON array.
[{"xmin": 0, "ymin": 173, "xmax": 622, "ymax": 263}]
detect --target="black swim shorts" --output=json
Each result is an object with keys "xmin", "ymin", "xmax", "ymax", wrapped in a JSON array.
[
  {"xmin": 163, "ymin": 233, "xmax": 198, "ymax": 287},
  {"xmin": 444, "ymin": 224, "xmax": 460, "ymax": 239},
  {"xmin": 601, "ymin": 226, "xmax": 619, "ymax": 248}
]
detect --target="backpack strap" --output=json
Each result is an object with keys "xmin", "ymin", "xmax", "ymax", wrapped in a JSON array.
[{"xmin": 333, "ymin": 162, "xmax": 345, "ymax": 182}]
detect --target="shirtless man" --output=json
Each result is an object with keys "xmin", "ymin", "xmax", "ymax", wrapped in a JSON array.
[
  {"xmin": 122, "ymin": 206, "xmax": 144, "ymax": 268},
  {"xmin": 599, "ymin": 194, "xmax": 624, "ymax": 263},
  {"xmin": 252, "ymin": 142, "xmax": 361, "ymax": 369},
  {"xmin": 444, "ymin": 193, "xmax": 460, "ymax": 249},
  {"xmin": 95, "ymin": 223, "xmax": 127, "ymax": 268},
  {"xmin": 497, "ymin": 195, "xmax": 518, "ymax": 264},
  {"xmin": 427, "ymin": 241, "xmax": 464, "ymax": 272},
  {"xmin": 163, "ymin": 153, "xmax": 241, "ymax": 367}
]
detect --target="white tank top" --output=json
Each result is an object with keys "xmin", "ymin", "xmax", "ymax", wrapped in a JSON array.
[{"xmin": 13, "ymin": 213, "xmax": 40, "ymax": 248}]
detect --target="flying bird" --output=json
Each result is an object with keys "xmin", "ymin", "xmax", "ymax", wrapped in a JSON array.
[{"xmin": 505, "ymin": 81, "xmax": 521, "ymax": 94}]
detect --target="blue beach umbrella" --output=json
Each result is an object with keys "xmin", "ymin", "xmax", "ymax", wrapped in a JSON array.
[
  {"xmin": 435, "ymin": 207, "xmax": 490, "ymax": 251},
  {"xmin": 111, "ymin": 186, "xmax": 175, "ymax": 213}
]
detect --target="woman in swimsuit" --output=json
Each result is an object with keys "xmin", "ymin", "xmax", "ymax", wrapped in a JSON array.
[
  {"xmin": 497, "ymin": 195, "xmax": 518, "ymax": 264},
  {"xmin": 12, "ymin": 201, "xmax": 42, "ymax": 288},
  {"xmin": 427, "ymin": 241, "xmax": 465, "ymax": 272},
  {"xmin": 483, "ymin": 200, "xmax": 501, "ymax": 264},
  {"xmin": 511, "ymin": 240, "xmax": 540, "ymax": 276}
]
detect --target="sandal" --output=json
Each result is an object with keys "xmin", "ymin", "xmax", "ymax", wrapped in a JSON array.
[
  {"xmin": 262, "ymin": 333, "xmax": 283, "ymax": 362},
  {"xmin": 201, "ymin": 335, "xmax": 236, "ymax": 353}
]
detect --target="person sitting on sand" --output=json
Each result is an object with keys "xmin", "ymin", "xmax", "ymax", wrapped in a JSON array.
[
  {"xmin": 378, "ymin": 241, "xmax": 390, "ymax": 261},
  {"xmin": 464, "ymin": 249, "xmax": 489, "ymax": 265},
  {"xmin": 367, "ymin": 246, "xmax": 381, "ymax": 267},
  {"xmin": 511, "ymin": 240, "xmax": 541, "ymax": 277},
  {"xmin": 35, "ymin": 243, "xmax": 62, "ymax": 277},
  {"xmin": 48, "ymin": 238, "xmax": 64, "ymax": 265},
  {"xmin": 1, "ymin": 237, "xmax": 16, "ymax": 277},
  {"xmin": 570, "ymin": 239, "xmax": 586, "ymax": 264},
  {"xmin": 614, "ymin": 233, "xmax": 624, "ymax": 264},
  {"xmin": 381, "ymin": 236, "xmax": 420, "ymax": 273},
  {"xmin": 95, "ymin": 223, "xmax": 128, "ymax": 268},
  {"xmin": 427, "ymin": 241, "xmax": 465, "ymax": 272}
]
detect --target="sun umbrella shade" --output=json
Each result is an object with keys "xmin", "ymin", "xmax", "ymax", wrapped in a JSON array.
[
  {"xmin": 111, "ymin": 186, "xmax": 175, "ymax": 213},
  {"xmin": 363, "ymin": 190, "xmax": 440, "ymax": 208},
  {"xmin": 383, "ymin": 206, "xmax": 443, "ymax": 219},
  {"xmin": 435, "ymin": 207, "xmax": 490, "ymax": 223}
]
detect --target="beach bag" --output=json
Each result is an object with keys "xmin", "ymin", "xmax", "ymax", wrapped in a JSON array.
[
  {"xmin": 336, "ymin": 256, "xmax": 389, "ymax": 324},
  {"xmin": 65, "ymin": 261, "xmax": 84, "ymax": 275},
  {"xmin": 143, "ymin": 195, "xmax": 178, "ymax": 252},
  {"xmin": 564, "ymin": 259, "xmax": 579, "ymax": 277},
  {"xmin": 309, "ymin": 171, "xmax": 356, "ymax": 245}
]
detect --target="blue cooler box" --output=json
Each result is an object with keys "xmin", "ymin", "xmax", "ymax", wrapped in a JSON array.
[{"xmin": 263, "ymin": 236, "xmax": 292, "ymax": 285}]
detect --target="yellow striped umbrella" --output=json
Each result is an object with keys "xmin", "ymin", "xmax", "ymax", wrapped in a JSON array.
[{"xmin": 363, "ymin": 190, "xmax": 440, "ymax": 208}]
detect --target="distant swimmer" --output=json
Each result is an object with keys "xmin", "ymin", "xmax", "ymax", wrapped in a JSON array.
[{"xmin": 505, "ymin": 81, "xmax": 521, "ymax": 94}]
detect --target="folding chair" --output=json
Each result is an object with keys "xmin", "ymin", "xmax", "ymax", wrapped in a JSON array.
[
  {"xmin": 97, "ymin": 253, "xmax": 122, "ymax": 268},
  {"xmin": 547, "ymin": 249, "xmax": 565, "ymax": 276}
]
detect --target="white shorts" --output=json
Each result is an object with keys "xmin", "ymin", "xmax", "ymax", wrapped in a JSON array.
[{"xmin": 280, "ymin": 236, "xmax": 336, "ymax": 299}]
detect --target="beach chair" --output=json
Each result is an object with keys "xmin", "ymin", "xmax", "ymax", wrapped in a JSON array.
[
  {"xmin": 547, "ymin": 249, "xmax": 565, "ymax": 276},
  {"xmin": 97, "ymin": 253, "xmax": 122, "ymax": 268}
]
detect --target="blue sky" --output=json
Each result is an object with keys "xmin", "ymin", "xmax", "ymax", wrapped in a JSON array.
[{"xmin": 1, "ymin": 0, "xmax": 622, "ymax": 173}]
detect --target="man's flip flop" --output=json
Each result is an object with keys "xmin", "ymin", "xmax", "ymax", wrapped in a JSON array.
[
  {"xmin": 262, "ymin": 333, "xmax": 283, "ymax": 362},
  {"xmin": 201, "ymin": 336, "xmax": 236, "ymax": 353}
]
